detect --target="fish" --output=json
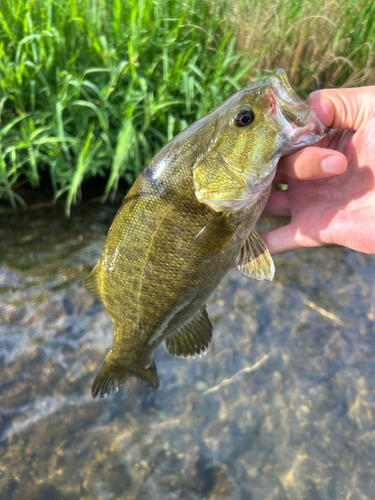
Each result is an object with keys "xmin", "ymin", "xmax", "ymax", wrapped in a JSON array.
[{"xmin": 84, "ymin": 69, "xmax": 328, "ymax": 398}]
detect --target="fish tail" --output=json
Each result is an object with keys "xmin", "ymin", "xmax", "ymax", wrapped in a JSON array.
[
  {"xmin": 92, "ymin": 351, "xmax": 159, "ymax": 398},
  {"xmin": 92, "ymin": 350, "xmax": 130, "ymax": 398}
]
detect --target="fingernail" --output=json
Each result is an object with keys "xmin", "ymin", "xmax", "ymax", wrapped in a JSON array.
[{"xmin": 321, "ymin": 156, "xmax": 346, "ymax": 174}]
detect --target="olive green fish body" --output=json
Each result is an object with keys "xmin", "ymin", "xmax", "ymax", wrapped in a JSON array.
[
  {"xmin": 87, "ymin": 127, "xmax": 263, "ymax": 388},
  {"xmin": 85, "ymin": 69, "xmax": 328, "ymax": 397}
]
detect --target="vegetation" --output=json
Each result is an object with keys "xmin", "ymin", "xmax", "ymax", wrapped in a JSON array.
[
  {"xmin": 232, "ymin": 0, "xmax": 375, "ymax": 91},
  {"xmin": 0, "ymin": 0, "xmax": 374, "ymax": 214}
]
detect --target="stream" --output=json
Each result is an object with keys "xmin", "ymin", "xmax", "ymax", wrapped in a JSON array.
[{"xmin": 1, "ymin": 203, "xmax": 375, "ymax": 500}]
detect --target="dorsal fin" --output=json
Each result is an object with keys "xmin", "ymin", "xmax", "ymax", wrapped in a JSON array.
[
  {"xmin": 83, "ymin": 266, "xmax": 104, "ymax": 303},
  {"xmin": 235, "ymin": 230, "xmax": 275, "ymax": 281},
  {"xmin": 165, "ymin": 305, "xmax": 213, "ymax": 358}
]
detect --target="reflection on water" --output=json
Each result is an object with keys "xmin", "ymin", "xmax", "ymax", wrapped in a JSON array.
[{"xmin": 1, "ymin": 204, "xmax": 375, "ymax": 500}]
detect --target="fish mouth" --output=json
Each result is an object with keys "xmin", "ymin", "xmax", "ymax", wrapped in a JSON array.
[{"xmin": 267, "ymin": 69, "xmax": 329, "ymax": 155}]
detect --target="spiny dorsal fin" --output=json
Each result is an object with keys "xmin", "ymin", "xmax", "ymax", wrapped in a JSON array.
[
  {"xmin": 83, "ymin": 266, "xmax": 104, "ymax": 303},
  {"xmin": 235, "ymin": 230, "xmax": 275, "ymax": 281},
  {"xmin": 165, "ymin": 305, "xmax": 213, "ymax": 358}
]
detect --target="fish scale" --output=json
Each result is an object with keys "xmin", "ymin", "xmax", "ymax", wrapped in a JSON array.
[{"xmin": 84, "ymin": 69, "xmax": 328, "ymax": 398}]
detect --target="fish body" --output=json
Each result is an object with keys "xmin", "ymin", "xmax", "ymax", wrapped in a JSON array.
[{"xmin": 85, "ymin": 69, "xmax": 327, "ymax": 398}]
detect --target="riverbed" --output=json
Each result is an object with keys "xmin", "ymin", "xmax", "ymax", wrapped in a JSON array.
[{"xmin": 1, "ymin": 203, "xmax": 375, "ymax": 500}]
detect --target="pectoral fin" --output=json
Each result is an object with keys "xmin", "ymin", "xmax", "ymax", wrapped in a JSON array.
[
  {"xmin": 235, "ymin": 230, "xmax": 275, "ymax": 281},
  {"xmin": 165, "ymin": 305, "xmax": 213, "ymax": 358},
  {"xmin": 190, "ymin": 213, "xmax": 238, "ymax": 259}
]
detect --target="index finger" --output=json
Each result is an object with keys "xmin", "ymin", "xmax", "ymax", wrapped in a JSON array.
[{"xmin": 307, "ymin": 86, "xmax": 375, "ymax": 131}]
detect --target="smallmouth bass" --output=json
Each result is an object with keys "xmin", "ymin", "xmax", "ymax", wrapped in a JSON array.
[{"xmin": 84, "ymin": 69, "xmax": 327, "ymax": 398}]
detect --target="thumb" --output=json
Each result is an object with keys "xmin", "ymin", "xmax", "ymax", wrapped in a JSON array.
[{"xmin": 307, "ymin": 86, "xmax": 375, "ymax": 131}]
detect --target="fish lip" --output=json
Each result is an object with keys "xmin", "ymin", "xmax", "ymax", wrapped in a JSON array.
[
  {"xmin": 289, "ymin": 115, "xmax": 328, "ymax": 149},
  {"xmin": 267, "ymin": 72, "xmax": 329, "ymax": 153},
  {"xmin": 278, "ymin": 117, "xmax": 328, "ymax": 155}
]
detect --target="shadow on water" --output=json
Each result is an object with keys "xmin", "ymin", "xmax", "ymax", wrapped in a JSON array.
[{"xmin": 0, "ymin": 204, "xmax": 375, "ymax": 500}]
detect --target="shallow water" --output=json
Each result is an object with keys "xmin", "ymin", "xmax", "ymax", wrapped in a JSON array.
[{"xmin": 0, "ymin": 203, "xmax": 375, "ymax": 500}]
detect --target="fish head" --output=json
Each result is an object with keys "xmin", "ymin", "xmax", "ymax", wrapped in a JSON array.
[{"xmin": 192, "ymin": 68, "xmax": 328, "ymax": 211}]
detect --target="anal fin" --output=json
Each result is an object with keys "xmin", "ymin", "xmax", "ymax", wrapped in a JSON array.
[
  {"xmin": 235, "ymin": 230, "xmax": 275, "ymax": 281},
  {"xmin": 165, "ymin": 305, "xmax": 213, "ymax": 358}
]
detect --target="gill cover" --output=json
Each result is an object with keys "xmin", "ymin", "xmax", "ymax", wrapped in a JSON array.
[{"xmin": 192, "ymin": 69, "xmax": 327, "ymax": 212}]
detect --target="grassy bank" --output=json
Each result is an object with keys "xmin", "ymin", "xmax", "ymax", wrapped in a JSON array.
[
  {"xmin": 232, "ymin": 0, "xmax": 375, "ymax": 91},
  {"xmin": 0, "ymin": 0, "xmax": 374, "ymax": 213}
]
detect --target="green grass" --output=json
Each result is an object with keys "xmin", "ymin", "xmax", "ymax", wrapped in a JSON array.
[{"xmin": 0, "ymin": 0, "xmax": 374, "ymax": 214}]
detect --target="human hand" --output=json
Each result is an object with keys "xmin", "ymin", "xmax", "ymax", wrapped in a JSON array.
[{"xmin": 262, "ymin": 86, "xmax": 375, "ymax": 255}]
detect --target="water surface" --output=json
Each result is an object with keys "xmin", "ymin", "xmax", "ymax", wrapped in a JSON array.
[{"xmin": 1, "ymin": 204, "xmax": 375, "ymax": 500}]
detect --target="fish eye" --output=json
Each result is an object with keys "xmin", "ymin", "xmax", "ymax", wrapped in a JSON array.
[{"xmin": 235, "ymin": 108, "xmax": 255, "ymax": 127}]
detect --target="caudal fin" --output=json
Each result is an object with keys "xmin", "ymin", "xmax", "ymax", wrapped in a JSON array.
[
  {"xmin": 92, "ymin": 351, "xmax": 160, "ymax": 398},
  {"xmin": 92, "ymin": 351, "xmax": 130, "ymax": 398}
]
